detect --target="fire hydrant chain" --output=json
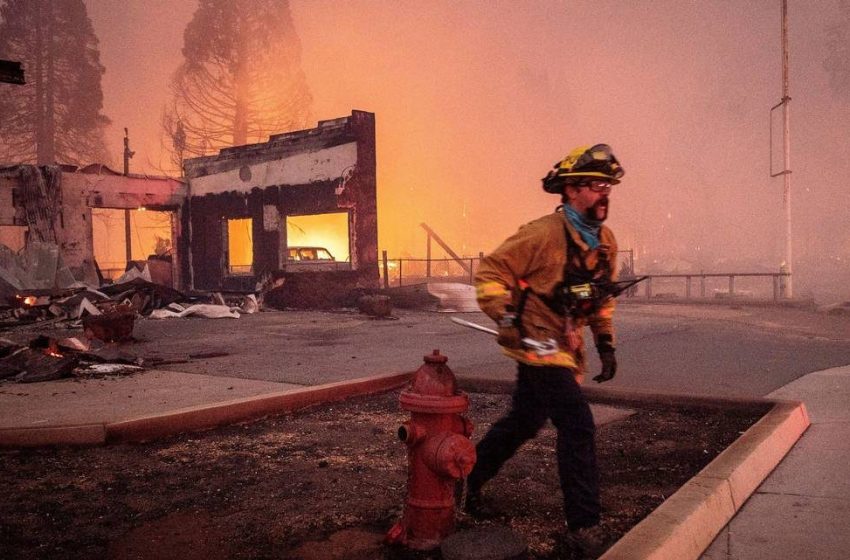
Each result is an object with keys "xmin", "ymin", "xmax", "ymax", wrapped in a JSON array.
[{"xmin": 456, "ymin": 476, "xmax": 469, "ymax": 521}]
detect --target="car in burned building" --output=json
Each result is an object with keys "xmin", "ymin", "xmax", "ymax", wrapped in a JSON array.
[
  {"xmin": 288, "ymin": 246, "xmax": 335, "ymax": 262},
  {"xmin": 285, "ymin": 246, "xmax": 349, "ymax": 272}
]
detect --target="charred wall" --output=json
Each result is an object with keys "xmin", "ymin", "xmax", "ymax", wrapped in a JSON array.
[
  {"xmin": 187, "ymin": 187, "xmax": 286, "ymax": 292},
  {"xmin": 63, "ymin": 168, "xmax": 186, "ymax": 286},
  {"xmin": 0, "ymin": 164, "xmax": 186, "ymax": 287},
  {"xmin": 184, "ymin": 110, "xmax": 379, "ymax": 295}
]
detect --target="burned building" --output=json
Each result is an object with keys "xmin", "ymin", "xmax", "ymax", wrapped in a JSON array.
[
  {"xmin": 182, "ymin": 110, "xmax": 379, "ymax": 297},
  {"xmin": 0, "ymin": 163, "xmax": 186, "ymax": 292},
  {"xmin": 0, "ymin": 111, "xmax": 378, "ymax": 305}
]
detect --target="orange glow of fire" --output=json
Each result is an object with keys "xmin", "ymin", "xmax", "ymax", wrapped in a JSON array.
[{"xmin": 44, "ymin": 340, "xmax": 63, "ymax": 358}]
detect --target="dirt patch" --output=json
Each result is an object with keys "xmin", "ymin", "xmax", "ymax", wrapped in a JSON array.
[{"xmin": 0, "ymin": 390, "xmax": 767, "ymax": 559}]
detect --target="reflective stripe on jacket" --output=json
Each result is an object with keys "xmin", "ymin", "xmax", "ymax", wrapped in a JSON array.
[{"xmin": 475, "ymin": 209, "xmax": 618, "ymax": 378}]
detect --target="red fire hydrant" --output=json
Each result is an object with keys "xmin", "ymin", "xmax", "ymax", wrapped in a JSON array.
[{"xmin": 386, "ymin": 350, "xmax": 476, "ymax": 550}]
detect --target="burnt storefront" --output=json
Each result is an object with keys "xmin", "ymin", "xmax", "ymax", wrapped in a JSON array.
[
  {"xmin": 0, "ymin": 111, "xmax": 378, "ymax": 306},
  {"xmin": 0, "ymin": 163, "xmax": 186, "ymax": 290},
  {"xmin": 183, "ymin": 110, "xmax": 379, "ymax": 294}
]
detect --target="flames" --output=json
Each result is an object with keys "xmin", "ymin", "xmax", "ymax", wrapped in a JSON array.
[
  {"xmin": 44, "ymin": 339, "xmax": 63, "ymax": 358},
  {"xmin": 17, "ymin": 295, "xmax": 37, "ymax": 307}
]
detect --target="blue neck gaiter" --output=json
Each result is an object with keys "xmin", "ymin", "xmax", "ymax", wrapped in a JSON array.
[{"xmin": 563, "ymin": 204, "xmax": 602, "ymax": 249}]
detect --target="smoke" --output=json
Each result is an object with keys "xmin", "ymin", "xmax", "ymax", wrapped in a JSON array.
[{"xmin": 86, "ymin": 0, "xmax": 850, "ymax": 302}]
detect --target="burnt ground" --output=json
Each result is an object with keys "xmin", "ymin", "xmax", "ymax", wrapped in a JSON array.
[{"xmin": 0, "ymin": 390, "xmax": 768, "ymax": 560}]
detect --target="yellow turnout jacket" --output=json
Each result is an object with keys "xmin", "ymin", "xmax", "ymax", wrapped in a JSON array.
[{"xmin": 475, "ymin": 208, "xmax": 618, "ymax": 380}]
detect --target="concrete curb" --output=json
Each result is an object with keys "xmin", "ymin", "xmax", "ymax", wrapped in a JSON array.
[
  {"xmin": 459, "ymin": 378, "xmax": 810, "ymax": 560},
  {"xmin": 0, "ymin": 423, "xmax": 107, "ymax": 447},
  {"xmin": 599, "ymin": 400, "xmax": 809, "ymax": 560},
  {"xmin": 0, "ymin": 371, "xmax": 413, "ymax": 447},
  {"xmin": 106, "ymin": 370, "xmax": 413, "ymax": 443}
]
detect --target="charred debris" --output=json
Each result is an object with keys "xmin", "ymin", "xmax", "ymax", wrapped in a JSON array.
[
  {"xmin": 0, "ymin": 241, "xmax": 270, "ymax": 384},
  {"xmin": 0, "ymin": 241, "xmax": 393, "ymax": 385}
]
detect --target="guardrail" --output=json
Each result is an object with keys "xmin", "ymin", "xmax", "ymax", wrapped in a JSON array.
[
  {"xmin": 631, "ymin": 272, "xmax": 791, "ymax": 302},
  {"xmin": 380, "ymin": 250, "xmax": 639, "ymax": 289},
  {"xmin": 381, "ymin": 256, "xmax": 480, "ymax": 288},
  {"xmin": 379, "ymin": 253, "xmax": 791, "ymax": 302}
]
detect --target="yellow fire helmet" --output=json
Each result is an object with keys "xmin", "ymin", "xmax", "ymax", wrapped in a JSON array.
[{"xmin": 541, "ymin": 144, "xmax": 625, "ymax": 193}]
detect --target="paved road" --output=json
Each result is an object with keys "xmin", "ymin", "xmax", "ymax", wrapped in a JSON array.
[
  {"xmin": 130, "ymin": 302, "xmax": 850, "ymax": 398},
  {"xmin": 611, "ymin": 304, "xmax": 850, "ymax": 396}
]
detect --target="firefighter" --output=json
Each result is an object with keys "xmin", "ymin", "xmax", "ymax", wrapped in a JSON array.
[{"xmin": 465, "ymin": 144, "xmax": 623, "ymax": 553}]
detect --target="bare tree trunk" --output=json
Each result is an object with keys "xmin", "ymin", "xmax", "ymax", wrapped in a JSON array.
[
  {"xmin": 232, "ymin": 13, "xmax": 249, "ymax": 146},
  {"xmin": 44, "ymin": 0, "xmax": 56, "ymax": 164},
  {"xmin": 35, "ymin": 0, "xmax": 55, "ymax": 164},
  {"xmin": 233, "ymin": 73, "xmax": 249, "ymax": 146},
  {"xmin": 35, "ymin": 0, "xmax": 46, "ymax": 164}
]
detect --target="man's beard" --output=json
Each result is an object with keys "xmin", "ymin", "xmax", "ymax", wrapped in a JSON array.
[{"xmin": 586, "ymin": 197, "xmax": 609, "ymax": 222}]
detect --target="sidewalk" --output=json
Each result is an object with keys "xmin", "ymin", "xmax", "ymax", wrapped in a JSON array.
[
  {"xmin": 0, "ymin": 370, "xmax": 299, "ymax": 429},
  {"xmin": 701, "ymin": 364, "xmax": 850, "ymax": 560},
  {"xmin": 0, "ymin": 369, "xmax": 411, "ymax": 446}
]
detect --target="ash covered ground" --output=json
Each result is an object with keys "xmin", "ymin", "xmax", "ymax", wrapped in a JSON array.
[{"xmin": 0, "ymin": 390, "xmax": 766, "ymax": 560}]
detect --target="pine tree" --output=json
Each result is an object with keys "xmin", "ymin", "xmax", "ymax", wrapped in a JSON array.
[
  {"xmin": 825, "ymin": 0, "xmax": 850, "ymax": 99},
  {"xmin": 0, "ymin": 0, "xmax": 110, "ymax": 165},
  {"xmin": 162, "ymin": 0, "xmax": 312, "ymax": 167}
]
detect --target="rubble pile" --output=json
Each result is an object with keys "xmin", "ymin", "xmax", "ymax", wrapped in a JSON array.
[
  {"xmin": 0, "ymin": 242, "xmax": 263, "ymax": 383},
  {"xmin": 0, "ymin": 276, "xmax": 260, "ymax": 329},
  {"xmin": 0, "ymin": 334, "xmax": 142, "ymax": 384}
]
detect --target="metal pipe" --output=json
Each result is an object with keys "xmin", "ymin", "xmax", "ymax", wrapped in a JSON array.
[{"xmin": 124, "ymin": 209, "xmax": 132, "ymax": 264}]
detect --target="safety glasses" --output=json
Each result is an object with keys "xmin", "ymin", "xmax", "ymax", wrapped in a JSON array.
[{"xmin": 576, "ymin": 180, "xmax": 612, "ymax": 194}]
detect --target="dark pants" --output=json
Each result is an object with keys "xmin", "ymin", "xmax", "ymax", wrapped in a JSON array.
[{"xmin": 466, "ymin": 363, "xmax": 600, "ymax": 529}]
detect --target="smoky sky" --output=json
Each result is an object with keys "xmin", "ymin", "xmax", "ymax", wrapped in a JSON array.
[{"xmin": 84, "ymin": 0, "xmax": 850, "ymax": 298}]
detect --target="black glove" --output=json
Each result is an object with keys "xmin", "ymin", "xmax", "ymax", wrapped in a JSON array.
[{"xmin": 593, "ymin": 334, "xmax": 617, "ymax": 383}]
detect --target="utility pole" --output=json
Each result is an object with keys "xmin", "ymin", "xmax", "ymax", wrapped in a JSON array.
[
  {"xmin": 123, "ymin": 128, "xmax": 135, "ymax": 264},
  {"xmin": 123, "ymin": 127, "xmax": 135, "ymax": 176},
  {"xmin": 770, "ymin": 0, "xmax": 792, "ymax": 297},
  {"xmin": 781, "ymin": 0, "xmax": 792, "ymax": 298}
]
